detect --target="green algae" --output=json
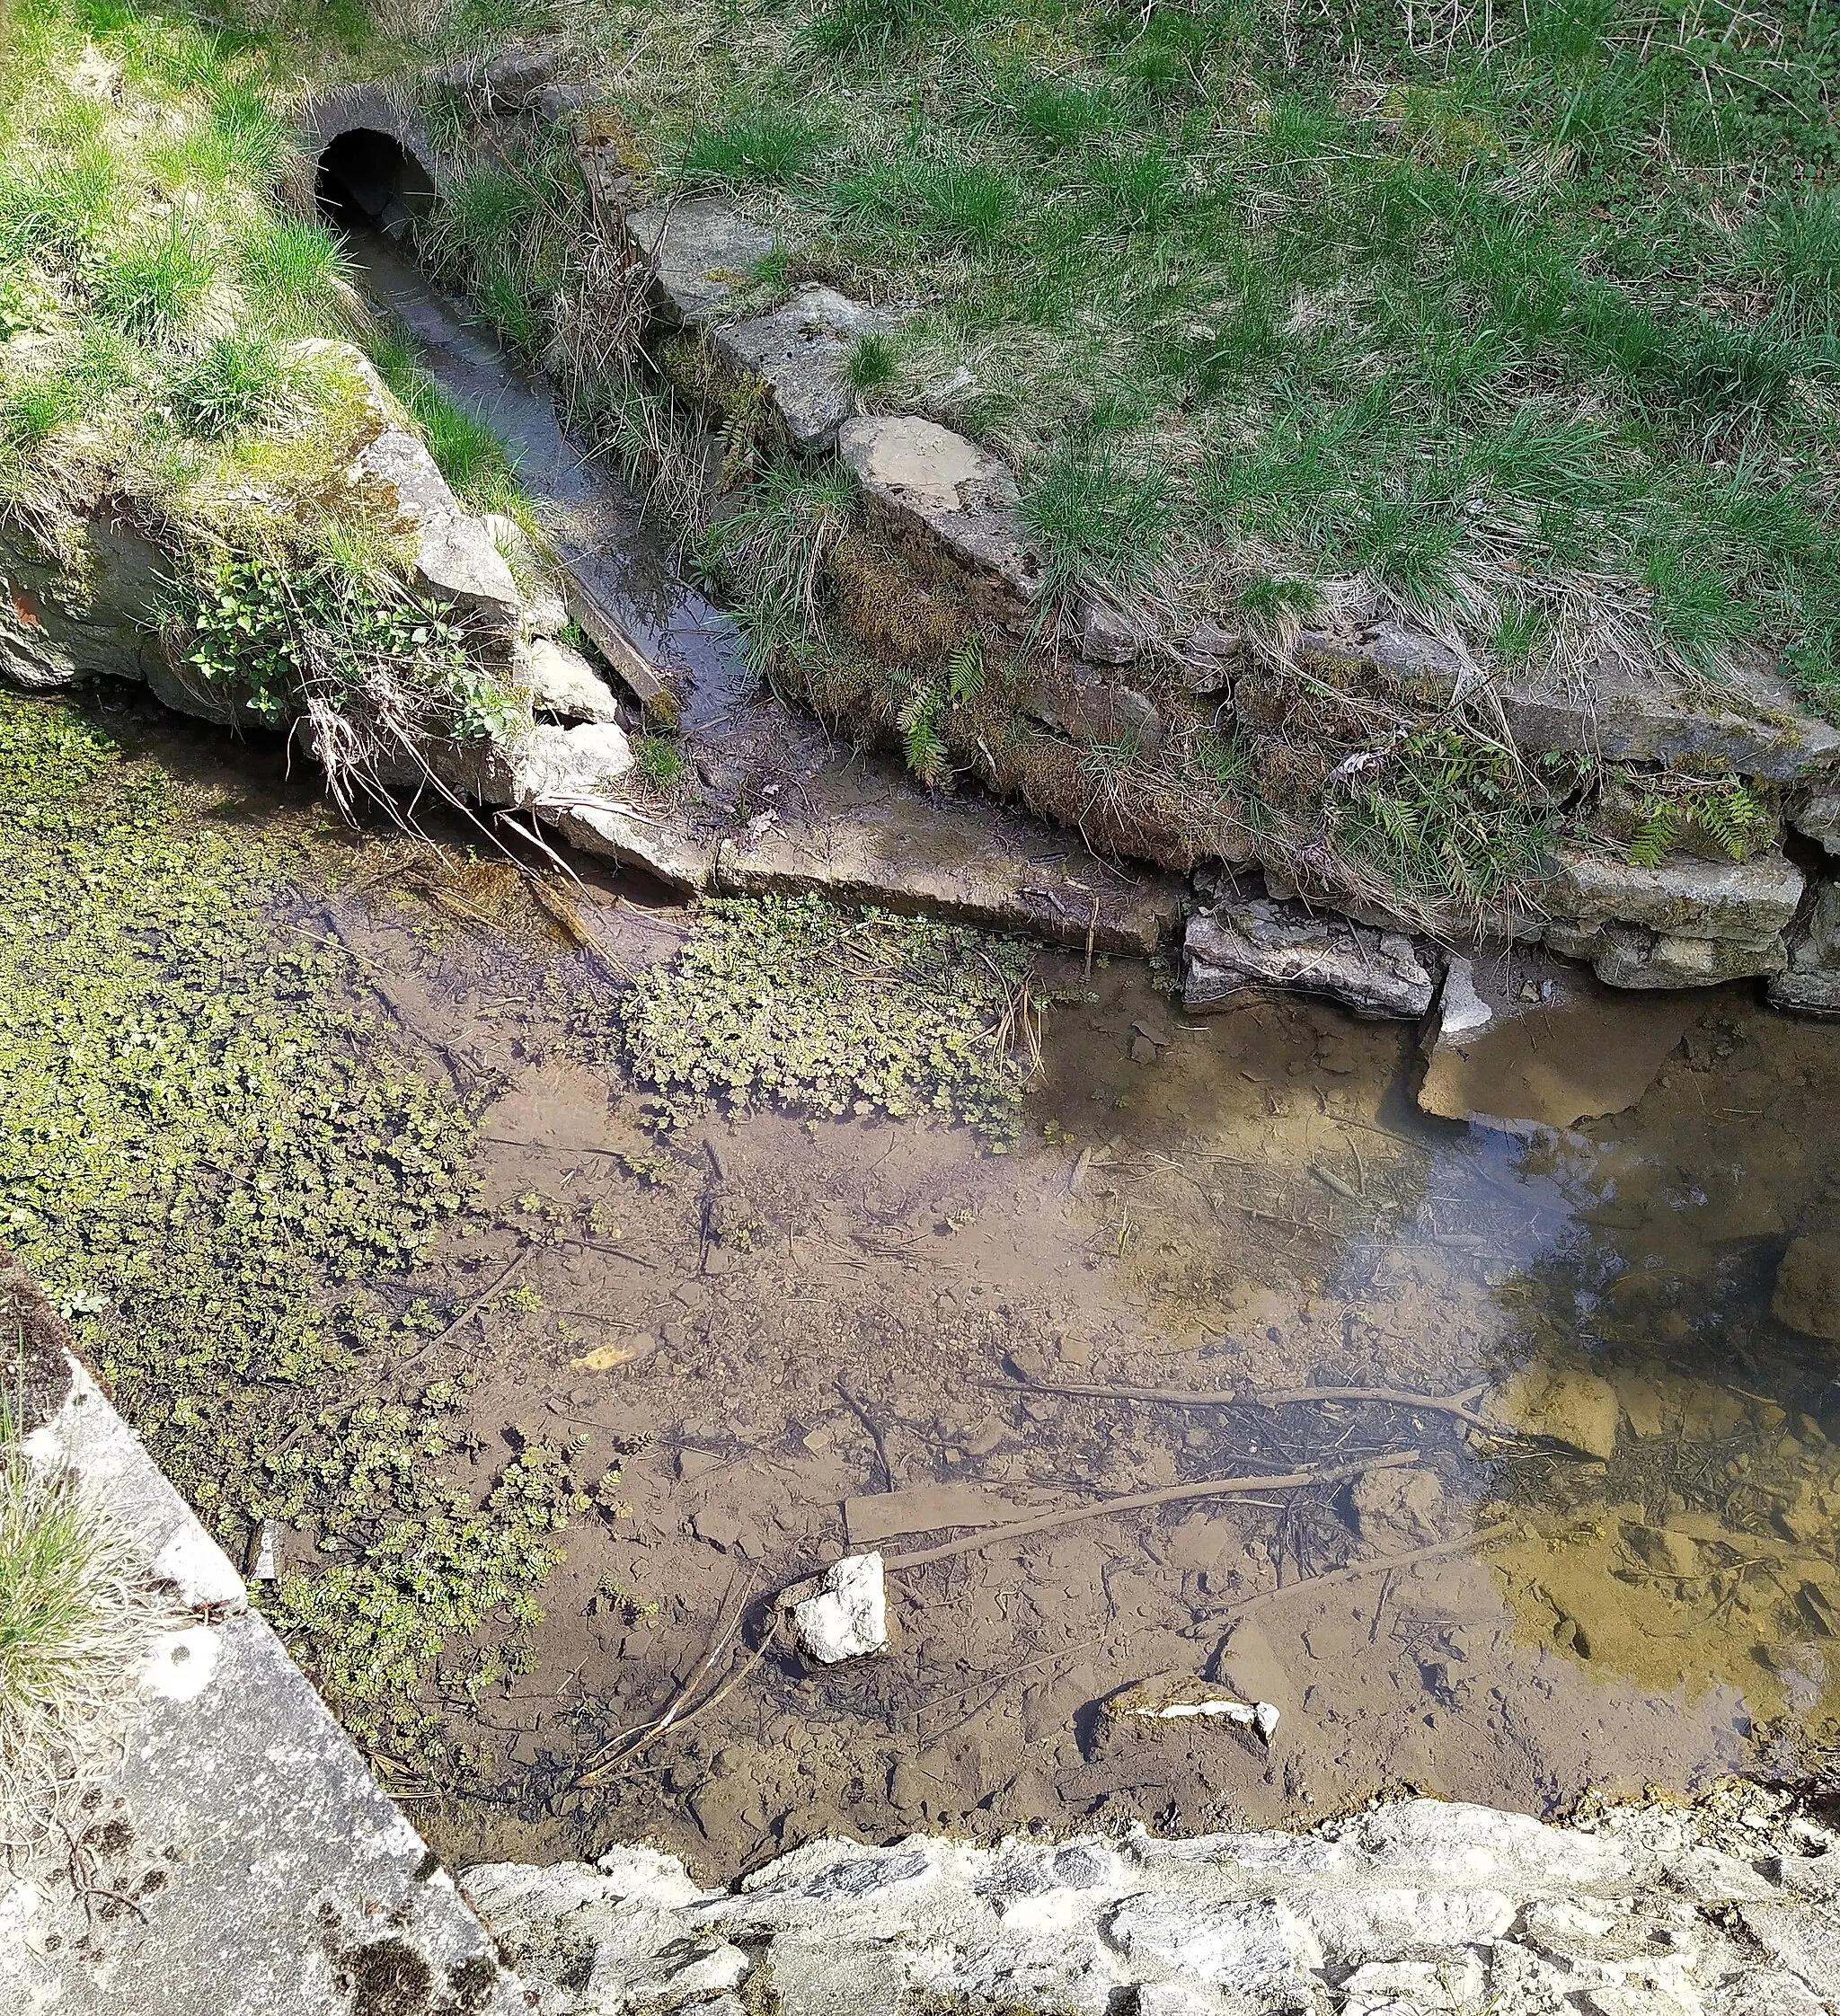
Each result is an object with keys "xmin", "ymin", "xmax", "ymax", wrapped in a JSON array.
[
  {"xmin": 0, "ymin": 691, "xmax": 578, "ymax": 1780},
  {"xmin": 608, "ymin": 894, "xmax": 1039, "ymax": 1144}
]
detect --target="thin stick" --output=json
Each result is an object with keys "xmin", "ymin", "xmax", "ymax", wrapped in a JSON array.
[
  {"xmin": 408, "ymin": 1243, "xmax": 535, "ymax": 1359},
  {"xmin": 573, "ymin": 1594, "xmax": 761, "ymax": 1787},
  {"xmin": 882, "ymin": 1451, "xmax": 1419, "ymax": 1573},
  {"xmin": 1223, "ymin": 1523, "xmax": 1516, "ymax": 1625},
  {"xmin": 996, "ymin": 1377, "xmax": 1492, "ymax": 1423}
]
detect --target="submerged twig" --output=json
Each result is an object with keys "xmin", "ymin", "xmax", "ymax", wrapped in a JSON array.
[
  {"xmin": 1219, "ymin": 1522, "xmax": 1517, "ymax": 1630},
  {"xmin": 573, "ymin": 1593, "xmax": 774, "ymax": 1788},
  {"xmin": 405, "ymin": 1242, "xmax": 535, "ymax": 1361},
  {"xmin": 997, "ymin": 1376, "xmax": 1493, "ymax": 1423},
  {"xmin": 881, "ymin": 1450, "xmax": 1419, "ymax": 1572}
]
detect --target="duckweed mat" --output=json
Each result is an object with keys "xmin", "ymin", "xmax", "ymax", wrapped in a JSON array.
[{"xmin": 0, "ymin": 692, "xmax": 583, "ymax": 1777}]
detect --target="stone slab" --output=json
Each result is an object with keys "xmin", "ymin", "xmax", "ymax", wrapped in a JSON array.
[
  {"xmin": 837, "ymin": 414, "xmax": 1047, "ymax": 615},
  {"xmin": 1543, "ymin": 844, "xmax": 1803, "ymax": 944},
  {"xmin": 0, "ymin": 514, "xmax": 170, "ymax": 691},
  {"xmin": 1770, "ymin": 880, "xmax": 1840, "ymax": 1014},
  {"xmin": 713, "ymin": 758, "xmax": 1181, "ymax": 954},
  {"xmin": 550, "ymin": 800, "xmax": 721, "ymax": 890},
  {"xmin": 1275, "ymin": 623, "xmax": 1840, "ymax": 782},
  {"xmin": 516, "ymin": 634, "xmax": 623, "ymax": 722},
  {"xmin": 1185, "ymin": 899, "xmax": 1435, "ymax": 1019},
  {"xmin": 623, "ymin": 198, "xmax": 777, "ymax": 327},
  {"xmin": 711, "ymin": 286, "xmax": 901, "ymax": 454},
  {"xmin": 4, "ymin": 1359, "xmax": 525, "ymax": 2016},
  {"xmin": 462, "ymin": 1787, "xmax": 1840, "ymax": 2016}
]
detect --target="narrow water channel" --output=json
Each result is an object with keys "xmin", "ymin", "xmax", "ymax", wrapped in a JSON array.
[{"xmin": 342, "ymin": 227, "xmax": 749, "ymax": 729}]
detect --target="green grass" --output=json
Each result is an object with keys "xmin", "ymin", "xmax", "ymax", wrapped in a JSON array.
[
  {"xmin": 554, "ymin": 0, "xmax": 1840, "ymax": 709},
  {"xmin": 0, "ymin": 1375, "xmax": 172, "ymax": 1857},
  {"xmin": 168, "ymin": 330, "xmax": 304, "ymax": 439}
]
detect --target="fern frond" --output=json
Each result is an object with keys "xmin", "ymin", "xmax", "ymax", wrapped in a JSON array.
[
  {"xmin": 1698, "ymin": 784, "xmax": 1761, "ymax": 861},
  {"xmin": 898, "ymin": 682, "xmax": 946, "ymax": 783},
  {"xmin": 946, "ymin": 637, "xmax": 984, "ymax": 706},
  {"xmin": 1627, "ymin": 802, "xmax": 1677, "ymax": 869}
]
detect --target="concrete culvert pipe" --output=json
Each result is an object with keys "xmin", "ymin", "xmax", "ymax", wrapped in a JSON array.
[
  {"xmin": 297, "ymin": 84, "xmax": 438, "ymax": 238},
  {"xmin": 315, "ymin": 127, "xmax": 436, "ymax": 233}
]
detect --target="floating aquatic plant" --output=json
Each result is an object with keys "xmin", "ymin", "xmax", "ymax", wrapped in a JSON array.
[{"xmin": 615, "ymin": 894, "xmax": 1039, "ymax": 1144}]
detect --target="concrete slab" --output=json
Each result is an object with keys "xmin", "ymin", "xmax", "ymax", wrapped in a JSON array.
[
  {"xmin": 4, "ymin": 1359, "xmax": 526, "ymax": 2016},
  {"xmin": 837, "ymin": 415, "xmax": 1047, "ymax": 619},
  {"xmin": 623, "ymin": 199, "xmax": 777, "ymax": 328},
  {"xmin": 711, "ymin": 286, "xmax": 902, "ymax": 454},
  {"xmin": 713, "ymin": 756, "xmax": 1181, "ymax": 953}
]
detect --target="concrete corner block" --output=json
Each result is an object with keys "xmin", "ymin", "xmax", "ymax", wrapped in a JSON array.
[{"xmin": 837, "ymin": 414, "xmax": 1047, "ymax": 615}]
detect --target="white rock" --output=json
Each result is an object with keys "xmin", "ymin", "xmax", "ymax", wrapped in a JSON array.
[
  {"xmin": 1109, "ymin": 1894, "xmax": 1323, "ymax": 1998},
  {"xmin": 1429, "ymin": 954, "xmax": 1492, "ymax": 1043},
  {"xmin": 515, "ymin": 636, "xmax": 623, "ymax": 724},
  {"xmin": 786, "ymin": 1552, "xmax": 889, "ymax": 1663},
  {"xmin": 454, "ymin": 721, "xmax": 633, "ymax": 810}
]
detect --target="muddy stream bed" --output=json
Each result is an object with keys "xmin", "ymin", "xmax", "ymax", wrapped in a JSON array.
[
  {"xmin": 61, "ymin": 685, "xmax": 1840, "ymax": 1886},
  {"xmin": 49, "ymin": 241, "xmax": 1840, "ymax": 1886}
]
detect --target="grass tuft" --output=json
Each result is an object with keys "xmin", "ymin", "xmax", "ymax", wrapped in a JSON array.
[
  {"xmin": 682, "ymin": 112, "xmax": 827, "ymax": 188},
  {"xmin": 0, "ymin": 1400, "xmax": 172, "ymax": 1862},
  {"xmin": 1020, "ymin": 438, "xmax": 1172, "ymax": 601}
]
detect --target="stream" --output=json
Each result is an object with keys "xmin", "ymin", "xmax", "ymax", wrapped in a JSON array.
[
  {"xmin": 44, "ymin": 246, "xmax": 1840, "ymax": 1883},
  {"xmin": 66, "ymin": 675, "xmax": 1839, "ymax": 1885},
  {"xmin": 343, "ymin": 227, "xmax": 749, "ymax": 729}
]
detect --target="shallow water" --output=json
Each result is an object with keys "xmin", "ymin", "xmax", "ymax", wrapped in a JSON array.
[
  {"xmin": 58, "ymin": 692, "xmax": 1840, "ymax": 1879},
  {"xmin": 344, "ymin": 229, "xmax": 748, "ymax": 728},
  {"xmin": 77, "ymin": 245, "xmax": 1840, "ymax": 1871}
]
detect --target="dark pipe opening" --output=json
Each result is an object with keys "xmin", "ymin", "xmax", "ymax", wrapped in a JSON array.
[{"xmin": 315, "ymin": 128, "xmax": 435, "ymax": 235}]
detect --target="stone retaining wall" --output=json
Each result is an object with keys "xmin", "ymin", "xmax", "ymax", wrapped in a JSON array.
[{"xmin": 462, "ymin": 1784, "xmax": 1840, "ymax": 2015}]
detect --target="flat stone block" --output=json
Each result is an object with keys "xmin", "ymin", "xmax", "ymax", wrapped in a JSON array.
[
  {"xmin": 552, "ymin": 800, "xmax": 720, "ymax": 890},
  {"xmin": 1184, "ymin": 898, "xmax": 1434, "ymax": 1019},
  {"xmin": 715, "ymin": 762, "xmax": 1180, "ymax": 953},
  {"xmin": 837, "ymin": 414, "xmax": 1046, "ymax": 612},
  {"xmin": 1274, "ymin": 621, "xmax": 1840, "ymax": 782},
  {"xmin": 711, "ymin": 286, "xmax": 901, "ymax": 453},
  {"xmin": 1544, "ymin": 844, "xmax": 1802, "ymax": 944},
  {"xmin": 624, "ymin": 199, "xmax": 777, "ymax": 327}
]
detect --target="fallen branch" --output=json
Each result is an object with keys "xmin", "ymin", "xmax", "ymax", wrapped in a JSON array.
[
  {"xmin": 882, "ymin": 1451, "xmax": 1420, "ymax": 1572},
  {"xmin": 403, "ymin": 1242, "xmax": 535, "ymax": 1361},
  {"xmin": 999, "ymin": 1376, "xmax": 1492, "ymax": 1424},
  {"xmin": 1220, "ymin": 1522, "xmax": 1517, "ymax": 1630}
]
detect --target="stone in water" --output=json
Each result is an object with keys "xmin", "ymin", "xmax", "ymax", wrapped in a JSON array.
[{"xmin": 788, "ymin": 1552, "xmax": 889, "ymax": 1663}]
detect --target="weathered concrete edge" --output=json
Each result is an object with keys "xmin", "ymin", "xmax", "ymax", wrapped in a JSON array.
[
  {"xmin": 546, "ymin": 797, "xmax": 1185, "ymax": 954},
  {"xmin": 3, "ymin": 1357, "xmax": 531, "ymax": 2016},
  {"xmin": 459, "ymin": 1784, "xmax": 1840, "ymax": 2016}
]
